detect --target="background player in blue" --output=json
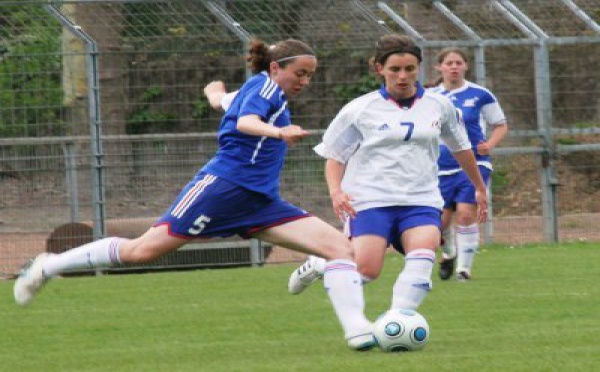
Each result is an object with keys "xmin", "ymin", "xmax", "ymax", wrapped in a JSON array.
[
  {"xmin": 287, "ymin": 34, "xmax": 488, "ymax": 316},
  {"xmin": 429, "ymin": 48, "xmax": 508, "ymax": 281},
  {"xmin": 14, "ymin": 38, "xmax": 375, "ymax": 351}
]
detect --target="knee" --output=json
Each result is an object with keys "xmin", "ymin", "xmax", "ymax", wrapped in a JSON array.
[
  {"xmin": 357, "ymin": 256, "xmax": 384, "ymax": 280},
  {"xmin": 320, "ymin": 238, "xmax": 354, "ymax": 261},
  {"xmin": 358, "ymin": 265, "xmax": 380, "ymax": 281},
  {"xmin": 455, "ymin": 213, "xmax": 476, "ymax": 226}
]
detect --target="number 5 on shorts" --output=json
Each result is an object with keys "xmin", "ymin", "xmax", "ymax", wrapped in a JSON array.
[{"xmin": 188, "ymin": 215, "xmax": 211, "ymax": 235}]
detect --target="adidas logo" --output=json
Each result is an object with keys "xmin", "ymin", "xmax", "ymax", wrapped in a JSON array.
[{"xmin": 378, "ymin": 123, "xmax": 390, "ymax": 131}]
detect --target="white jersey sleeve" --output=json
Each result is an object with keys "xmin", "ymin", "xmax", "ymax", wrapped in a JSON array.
[
  {"xmin": 313, "ymin": 102, "xmax": 362, "ymax": 163},
  {"xmin": 220, "ymin": 91, "xmax": 238, "ymax": 111},
  {"xmin": 438, "ymin": 95, "xmax": 471, "ymax": 153},
  {"xmin": 481, "ymin": 97, "xmax": 507, "ymax": 126}
]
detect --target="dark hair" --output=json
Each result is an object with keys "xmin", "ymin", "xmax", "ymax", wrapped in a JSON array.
[
  {"xmin": 427, "ymin": 47, "xmax": 469, "ymax": 87},
  {"xmin": 246, "ymin": 38, "xmax": 315, "ymax": 74},
  {"xmin": 369, "ymin": 34, "xmax": 422, "ymax": 71}
]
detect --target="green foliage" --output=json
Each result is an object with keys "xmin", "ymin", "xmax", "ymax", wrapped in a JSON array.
[
  {"xmin": 573, "ymin": 121, "xmax": 598, "ymax": 129},
  {"xmin": 126, "ymin": 86, "xmax": 175, "ymax": 134},
  {"xmin": 556, "ymin": 137, "xmax": 580, "ymax": 145},
  {"xmin": 491, "ymin": 167, "xmax": 510, "ymax": 191},
  {"xmin": 140, "ymin": 86, "xmax": 163, "ymax": 102},
  {"xmin": 121, "ymin": 3, "xmax": 165, "ymax": 40},
  {"xmin": 0, "ymin": 8, "xmax": 63, "ymax": 137},
  {"xmin": 191, "ymin": 98, "xmax": 210, "ymax": 120},
  {"xmin": 333, "ymin": 74, "xmax": 380, "ymax": 103},
  {"xmin": 1, "ymin": 243, "xmax": 598, "ymax": 371}
]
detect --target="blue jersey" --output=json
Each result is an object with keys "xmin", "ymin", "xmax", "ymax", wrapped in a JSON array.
[
  {"xmin": 202, "ymin": 72, "xmax": 291, "ymax": 199},
  {"xmin": 429, "ymin": 81, "xmax": 506, "ymax": 174}
]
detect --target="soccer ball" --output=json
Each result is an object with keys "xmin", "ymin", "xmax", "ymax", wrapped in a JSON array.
[{"xmin": 373, "ymin": 308, "xmax": 430, "ymax": 352}]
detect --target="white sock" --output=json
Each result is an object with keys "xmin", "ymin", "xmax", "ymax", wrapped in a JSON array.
[
  {"xmin": 441, "ymin": 225, "xmax": 456, "ymax": 259},
  {"xmin": 43, "ymin": 237, "xmax": 122, "ymax": 277},
  {"xmin": 323, "ymin": 259, "xmax": 371, "ymax": 339},
  {"xmin": 360, "ymin": 274, "xmax": 373, "ymax": 285},
  {"xmin": 307, "ymin": 256, "xmax": 374, "ymax": 285},
  {"xmin": 456, "ymin": 224, "xmax": 479, "ymax": 275},
  {"xmin": 391, "ymin": 249, "xmax": 435, "ymax": 311}
]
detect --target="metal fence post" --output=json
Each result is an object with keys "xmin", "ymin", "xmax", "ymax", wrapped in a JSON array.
[
  {"xmin": 46, "ymin": 5, "xmax": 106, "ymax": 241},
  {"xmin": 62, "ymin": 141, "xmax": 80, "ymax": 223}
]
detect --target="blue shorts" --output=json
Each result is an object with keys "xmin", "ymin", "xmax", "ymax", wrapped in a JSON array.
[
  {"xmin": 439, "ymin": 166, "xmax": 491, "ymax": 209},
  {"xmin": 154, "ymin": 172, "xmax": 310, "ymax": 239},
  {"xmin": 349, "ymin": 206, "xmax": 441, "ymax": 251}
]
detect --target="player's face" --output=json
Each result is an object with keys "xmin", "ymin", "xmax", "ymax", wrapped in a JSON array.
[
  {"xmin": 377, "ymin": 53, "xmax": 420, "ymax": 100},
  {"xmin": 436, "ymin": 52, "xmax": 467, "ymax": 84},
  {"xmin": 270, "ymin": 56, "xmax": 317, "ymax": 97}
]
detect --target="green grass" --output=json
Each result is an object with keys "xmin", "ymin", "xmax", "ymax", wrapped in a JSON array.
[{"xmin": 1, "ymin": 242, "xmax": 599, "ymax": 371}]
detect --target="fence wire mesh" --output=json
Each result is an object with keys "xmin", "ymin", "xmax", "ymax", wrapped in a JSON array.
[{"xmin": 1, "ymin": 0, "xmax": 599, "ymax": 276}]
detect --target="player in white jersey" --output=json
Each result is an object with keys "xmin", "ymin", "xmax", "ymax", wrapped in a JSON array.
[
  {"xmin": 287, "ymin": 35, "xmax": 488, "ymax": 315},
  {"xmin": 429, "ymin": 48, "xmax": 508, "ymax": 281},
  {"xmin": 14, "ymin": 39, "xmax": 375, "ymax": 351}
]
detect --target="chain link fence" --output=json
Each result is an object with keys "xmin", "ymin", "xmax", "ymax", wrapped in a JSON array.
[{"xmin": 1, "ymin": 0, "xmax": 599, "ymax": 276}]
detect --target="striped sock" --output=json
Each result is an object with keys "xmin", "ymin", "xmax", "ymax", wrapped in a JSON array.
[
  {"xmin": 456, "ymin": 224, "xmax": 479, "ymax": 275},
  {"xmin": 391, "ymin": 249, "xmax": 435, "ymax": 311},
  {"xmin": 43, "ymin": 237, "xmax": 122, "ymax": 277},
  {"xmin": 323, "ymin": 259, "xmax": 371, "ymax": 339}
]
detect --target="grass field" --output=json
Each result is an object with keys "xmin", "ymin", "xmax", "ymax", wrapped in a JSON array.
[{"xmin": 1, "ymin": 242, "xmax": 599, "ymax": 371}]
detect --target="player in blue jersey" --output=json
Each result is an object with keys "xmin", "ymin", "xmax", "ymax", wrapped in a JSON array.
[
  {"xmin": 429, "ymin": 48, "xmax": 508, "ymax": 281},
  {"xmin": 14, "ymin": 39, "xmax": 375, "ymax": 351},
  {"xmin": 287, "ymin": 35, "xmax": 488, "ymax": 314}
]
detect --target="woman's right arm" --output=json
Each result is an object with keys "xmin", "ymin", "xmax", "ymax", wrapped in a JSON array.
[{"xmin": 325, "ymin": 159, "xmax": 355, "ymax": 221}]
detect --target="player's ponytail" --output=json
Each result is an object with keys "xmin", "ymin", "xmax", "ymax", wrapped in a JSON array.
[
  {"xmin": 246, "ymin": 39, "xmax": 271, "ymax": 73},
  {"xmin": 246, "ymin": 38, "xmax": 315, "ymax": 73}
]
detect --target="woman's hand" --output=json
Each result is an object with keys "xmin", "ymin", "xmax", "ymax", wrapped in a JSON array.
[
  {"xmin": 279, "ymin": 125, "xmax": 308, "ymax": 146},
  {"xmin": 330, "ymin": 189, "xmax": 356, "ymax": 221},
  {"xmin": 475, "ymin": 188, "xmax": 488, "ymax": 223}
]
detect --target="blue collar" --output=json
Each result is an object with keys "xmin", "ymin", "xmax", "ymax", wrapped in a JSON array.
[{"xmin": 379, "ymin": 82, "xmax": 425, "ymax": 109}]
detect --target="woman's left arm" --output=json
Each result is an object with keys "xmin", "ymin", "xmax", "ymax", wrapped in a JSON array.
[
  {"xmin": 477, "ymin": 123, "xmax": 508, "ymax": 155},
  {"xmin": 237, "ymin": 114, "xmax": 308, "ymax": 145}
]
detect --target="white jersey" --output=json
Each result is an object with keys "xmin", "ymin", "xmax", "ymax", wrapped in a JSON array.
[
  {"xmin": 220, "ymin": 91, "xmax": 237, "ymax": 111},
  {"xmin": 314, "ymin": 85, "xmax": 471, "ymax": 212}
]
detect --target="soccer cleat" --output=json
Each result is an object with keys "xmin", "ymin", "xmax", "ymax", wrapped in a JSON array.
[
  {"xmin": 438, "ymin": 256, "xmax": 456, "ymax": 281},
  {"xmin": 14, "ymin": 253, "xmax": 52, "ymax": 306},
  {"xmin": 347, "ymin": 332, "xmax": 377, "ymax": 351},
  {"xmin": 456, "ymin": 270, "xmax": 471, "ymax": 282},
  {"xmin": 287, "ymin": 255, "xmax": 325, "ymax": 295}
]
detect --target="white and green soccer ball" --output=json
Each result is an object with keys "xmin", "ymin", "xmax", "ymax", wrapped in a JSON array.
[{"xmin": 373, "ymin": 308, "xmax": 430, "ymax": 352}]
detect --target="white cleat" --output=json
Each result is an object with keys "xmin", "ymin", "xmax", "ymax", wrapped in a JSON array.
[
  {"xmin": 287, "ymin": 255, "xmax": 325, "ymax": 295},
  {"xmin": 14, "ymin": 253, "xmax": 52, "ymax": 306},
  {"xmin": 456, "ymin": 270, "xmax": 472, "ymax": 282},
  {"xmin": 347, "ymin": 331, "xmax": 377, "ymax": 351}
]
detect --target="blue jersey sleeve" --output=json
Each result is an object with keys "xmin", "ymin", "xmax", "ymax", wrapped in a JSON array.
[{"xmin": 239, "ymin": 77, "xmax": 282, "ymax": 120}]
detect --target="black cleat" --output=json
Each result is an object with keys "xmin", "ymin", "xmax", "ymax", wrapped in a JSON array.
[{"xmin": 438, "ymin": 257, "xmax": 456, "ymax": 281}]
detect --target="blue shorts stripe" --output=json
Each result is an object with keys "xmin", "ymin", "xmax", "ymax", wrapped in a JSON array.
[{"xmin": 171, "ymin": 174, "xmax": 216, "ymax": 218}]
